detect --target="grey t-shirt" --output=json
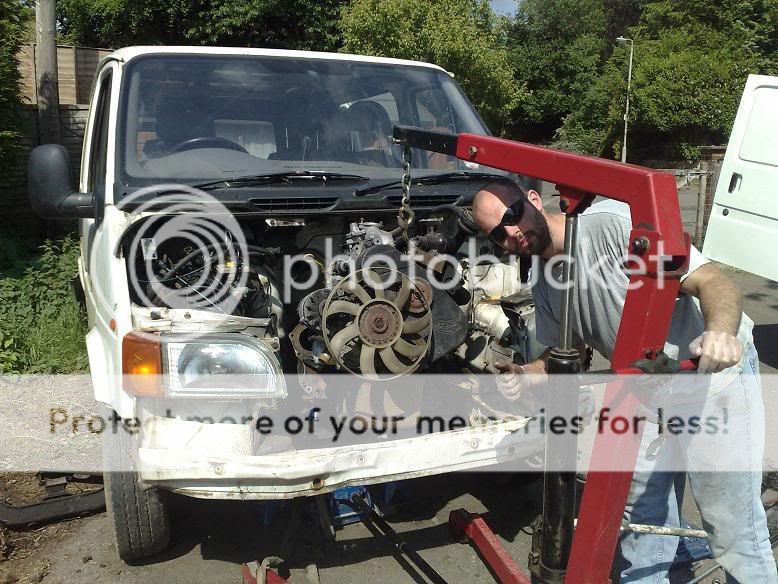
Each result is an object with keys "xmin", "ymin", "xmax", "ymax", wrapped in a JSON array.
[{"xmin": 531, "ymin": 200, "xmax": 754, "ymax": 395}]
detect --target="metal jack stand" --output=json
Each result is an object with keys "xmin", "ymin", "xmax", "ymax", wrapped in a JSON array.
[{"xmin": 393, "ymin": 125, "xmax": 693, "ymax": 583}]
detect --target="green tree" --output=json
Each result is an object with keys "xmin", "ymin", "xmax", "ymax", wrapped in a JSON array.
[
  {"xmin": 57, "ymin": 0, "xmax": 345, "ymax": 52},
  {"xmin": 0, "ymin": 0, "xmax": 33, "ymax": 175},
  {"xmin": 340, "ymin": 0, "xmax": 526, "ymax": 134},
  {"xmin": 57, "ymin": 0, "xmax": 189, "ymax": 47},
  {"xmin": 188, "ymin": 0, "xmax": 344, "ymax": 50},
  {"xmin": 507, "ymin": 0, "xmax": 608, "ymax": 141},
  {"xmin": 602, "ymin": 0, "xmax": 645, "ymax": 39},
  {"xmin": 551, "ymin": 56, "xmax": 625, "ymax": 156},
  {"xmin": 556, "ymin": 0, "xmax": 778, "ymax": 161}
]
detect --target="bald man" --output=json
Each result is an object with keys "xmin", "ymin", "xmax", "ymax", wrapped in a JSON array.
[{"xmin": 472, "ymin": 180, "xmax": 776, "ymax": 584}]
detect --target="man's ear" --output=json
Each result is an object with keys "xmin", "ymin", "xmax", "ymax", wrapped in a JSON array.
[{"xmin": 526, "ymin": 189, "xmax": 543, "ymax": 211}]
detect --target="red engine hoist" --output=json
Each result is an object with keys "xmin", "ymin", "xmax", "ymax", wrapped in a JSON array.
[
  {"xmin": 391, "ymin": 125, "xmax": 694, "ymax": 584},
  {"xmin": 243, "ymin": 127, "xmax": 698, "ymax": 584}
]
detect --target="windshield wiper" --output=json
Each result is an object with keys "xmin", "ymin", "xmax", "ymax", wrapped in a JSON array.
[
  {"xmin": 191, "ymin": 171, "xmax": 370, "ymax": 191},
  {"xmin": 353, "ymin": 171, "xmax": 507, "ymax": 197}
]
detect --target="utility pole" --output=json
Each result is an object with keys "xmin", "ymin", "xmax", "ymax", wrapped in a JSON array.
[
  {"xmin": 36, "ymin": 0, "xmax": 60, "ymax": 145},
  {"xmin": 694, "ymin": 162, "xmax": 709, "ymax": 247},
  {"xmin": 616, "ymin": 36, "xmax": 634, "ymax": 163}
]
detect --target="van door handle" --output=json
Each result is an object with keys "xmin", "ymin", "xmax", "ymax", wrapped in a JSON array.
[{"xmin": 728, "ymin": 172, "xmax": 742, "ymax": 194}]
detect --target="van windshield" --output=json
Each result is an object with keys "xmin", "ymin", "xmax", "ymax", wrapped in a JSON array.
[{"xmin": 119, "ymin": 53, "xmax": 501, "ymax": 185}]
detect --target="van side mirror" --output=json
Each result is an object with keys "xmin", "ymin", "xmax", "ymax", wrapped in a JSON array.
[{"xmin": 27, "ymin": 144, "xmax": 94, "ymax": 219}]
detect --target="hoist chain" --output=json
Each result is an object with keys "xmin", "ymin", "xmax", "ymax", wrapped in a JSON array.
[{"xmin": 398, "ymin": 144, "xmax": 415, "ymax": 247}]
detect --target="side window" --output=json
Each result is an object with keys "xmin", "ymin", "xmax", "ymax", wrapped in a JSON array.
[
  {"xmin": 87, "ymin": 73, "xmax": 112, "ymax": 205},
  {"xmin": 738, "ymin": 86, "xmax": 778, "ymax": 167}
]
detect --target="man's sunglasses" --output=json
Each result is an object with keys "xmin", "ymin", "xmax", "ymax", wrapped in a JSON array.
[{"xmin": 488, "ymin": 198, "xmax": 527, "ymax": 245}]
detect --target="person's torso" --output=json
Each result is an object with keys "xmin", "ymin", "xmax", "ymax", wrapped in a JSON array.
[{"xmin": 532, "ymin": 200, "xmax": 754, "ymax": 395}]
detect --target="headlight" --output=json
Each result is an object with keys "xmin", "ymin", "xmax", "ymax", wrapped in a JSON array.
[{"xmin": 163, "ymin": 335, "xmax": 286, "ymax": 398}]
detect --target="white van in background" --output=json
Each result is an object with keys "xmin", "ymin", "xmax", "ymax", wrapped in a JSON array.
[{"xmin": 704, "ymin": 74, "xmax": 778, "ymax": 281}]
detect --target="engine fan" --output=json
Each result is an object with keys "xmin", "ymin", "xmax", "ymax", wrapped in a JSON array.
[{"xmin": 322, "ymin": 269, "xmax": 432, "ymax": 379}]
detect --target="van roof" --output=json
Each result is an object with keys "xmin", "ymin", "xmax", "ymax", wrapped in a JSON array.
[{"xmin": 106, "ymin": 46, "xmax": 450, "ymax": 74}]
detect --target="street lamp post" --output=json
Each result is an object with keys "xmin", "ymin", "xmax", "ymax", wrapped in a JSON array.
[{"xmin": 616, "ymin": 36, "xmax": 634, "ymax": 163}]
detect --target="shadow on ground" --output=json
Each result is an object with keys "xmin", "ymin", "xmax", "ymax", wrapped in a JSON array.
[
  {"xmin": 754, "ymin": 324, "xmax": 778, "ymax": 370},
  {"xmin": 129, "ymin": 472, "xmax": 543, "ymax": 576}
]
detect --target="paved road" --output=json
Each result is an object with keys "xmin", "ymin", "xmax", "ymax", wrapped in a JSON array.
[{"xmin": 4, "ymin": 182, "xmax": 778, "ymax": 584}]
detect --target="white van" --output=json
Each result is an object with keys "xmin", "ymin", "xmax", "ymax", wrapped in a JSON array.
[
  {"xmin": 704, "ymin": 74, "xmax": 778, "ymax": 281},
  {"xmin": 27, "ymin": 47, "xmax": 545, "ymax": 561}
]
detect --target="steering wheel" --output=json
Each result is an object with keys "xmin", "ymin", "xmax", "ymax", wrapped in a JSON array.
[{"xmin": 170, "ymin": 136, "xmax": 248, "ymax": 154}]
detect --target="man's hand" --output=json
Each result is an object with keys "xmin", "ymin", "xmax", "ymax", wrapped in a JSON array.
[
  {"xmin": 689, "ymin": 331, "xmax": 743, "ymax": 373},
  {"xmin": 495, "ymin": 362, "xmax": 527, "ymax": 401}
]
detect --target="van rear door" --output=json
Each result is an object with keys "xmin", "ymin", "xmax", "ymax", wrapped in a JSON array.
[{"xmin": 703, "ymin": 74, "xmax": 778, "ymax": 281}]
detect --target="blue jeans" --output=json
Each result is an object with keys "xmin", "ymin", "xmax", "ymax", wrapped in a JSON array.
[{"xmin": 617, "ymin": 347, "xmax": 777, "ymax": 583}]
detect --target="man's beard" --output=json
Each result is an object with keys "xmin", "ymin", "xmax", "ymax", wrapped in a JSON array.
[{"xmin": 523, "ymin": 205, "xmax": 552, "ymax": 255}]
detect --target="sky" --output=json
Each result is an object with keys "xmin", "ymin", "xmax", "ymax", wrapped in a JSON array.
[{"xmin": 490, "ymin": 0, "xmax": 516, "ymax": 16}]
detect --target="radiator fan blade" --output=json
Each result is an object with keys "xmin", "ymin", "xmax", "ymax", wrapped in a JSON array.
[
  {"xmin": 327, "ymin": 300, "xmax": 360, "ymax": 316},
  {"xmin": 364, "ymin": 269, "xmax": 385, "ymax": 299},
  {"xmin": 394, "ymin": 337, "xmax": 426, "ymax": 359},
  {"xmin": 342, "ymin": 279, "xmax": 372, "ymax": 304},
  {"xmin": 403, "ymin": 312, "xmax": 431, "ymax": 334},
  {"xmin": 360, "ymin": 345, "xmax": 377, "ymax": 376},
  {"xmin": 329, "ymin": 322, "xmax": 359, "ymax": 357},
  {"xmin": 394, "ymin": 276, "xmax": 411, "ymax": 308},
  {"xmin": 379, "ymin": 346, "xmax": 408, "ymax": 374}
]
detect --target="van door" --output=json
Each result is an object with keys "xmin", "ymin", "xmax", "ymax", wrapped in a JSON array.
[
  {"xmin": 81, "ymin": 65, "xmax": 115, "ymax": 276},
  {"xmin": 703, "ymin": 74, "xmax": 778, "ymax": 281}
]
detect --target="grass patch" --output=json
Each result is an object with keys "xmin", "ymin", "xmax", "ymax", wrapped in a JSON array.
[{"xmin": 0, "ymin": 234, "xmax": 88, "ymax": 373}]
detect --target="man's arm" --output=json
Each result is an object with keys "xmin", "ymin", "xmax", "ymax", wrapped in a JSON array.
[{"xmin": 679, "ymin": 263, "xmax": 744, "ymax": 373}]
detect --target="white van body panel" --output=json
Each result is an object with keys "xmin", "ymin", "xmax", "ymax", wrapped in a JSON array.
[{"xmin": 703, "ymin": 74, "xmax": 778, "ymax": 281}]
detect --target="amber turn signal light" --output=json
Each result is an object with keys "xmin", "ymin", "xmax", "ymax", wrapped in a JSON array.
[{"xmin": 122, "ymin": 331, "xmax": 163, "ymax": 397}]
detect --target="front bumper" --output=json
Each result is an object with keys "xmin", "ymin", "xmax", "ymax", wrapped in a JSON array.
[{"xmin": 137, "ymin": 415, "xmax": 543, "ymax": 500}]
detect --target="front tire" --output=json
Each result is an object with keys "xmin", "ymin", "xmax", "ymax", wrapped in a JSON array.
[
  {"xmin": 104, "ymin": 471, "xmax": 172, "ymax": 562},
  {"xmin": 101, "ymin": 406, "xmax": 172, "ymax": 562}
]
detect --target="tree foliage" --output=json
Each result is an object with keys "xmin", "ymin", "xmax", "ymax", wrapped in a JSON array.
[
  {"xmin": 0, "ymin": 0, "xmax": 33, "ymax": 174},
  {"xmin": 340, "ymin": 0, "xmax": 526, "ymax": 134},
  {"xmin": 507, "ymin": 0, "xmax": 609, "ymax": 140},
  {"xmin": 602, "ymin": 0, "xmax": 645, "ymax": 39},
  {"xmin": 554, "ymin": 0, "xmax": 778, "ymax": 160},
  {"xmin": 49, "ymin": 0, "xmax": 778, "ymax": 161},
  {"xmin": 57, "ymin": 0, "xmax": 345, "ymax": 51}
]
